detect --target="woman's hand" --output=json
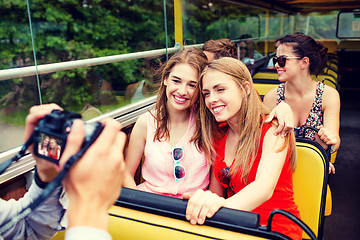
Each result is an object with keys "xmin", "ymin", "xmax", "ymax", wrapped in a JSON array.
[
  {"xmin": 265, "ymin": 101, "xmax": 294, "ymax": 137},
  {"xmin": 183, "ymin": 189, "xmax": 225, "ymax": 225},
  {"xmin": 329, "ymin": 162, "xmax": 335, "ymax": 174},
  {"xmin": 25, "ymin": 104, "xmax": 63, "ymax": 183},
  {"xmin": 317, "ymin": 126, "xmax": 337, "ymax": 146},
  {"xmin": 59, "ymin": 118, "xmax": 126, "ymax": 230}
]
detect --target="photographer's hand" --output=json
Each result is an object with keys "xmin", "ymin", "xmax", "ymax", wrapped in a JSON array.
[
  {"xmin": 59, "ymin": 118, "xmax": 126, "ymax": 231},
  {"xmin": 25, "ymin": 104, "xmax": 63, "ymax": 183}
]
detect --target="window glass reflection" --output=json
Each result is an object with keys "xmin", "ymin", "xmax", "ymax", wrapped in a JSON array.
[{"xmin": 0, "ymin": 0, "xmax": 170, "ymax": 153}]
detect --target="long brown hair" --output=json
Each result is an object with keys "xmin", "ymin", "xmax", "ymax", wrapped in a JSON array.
[
  {"xmin": 198, "ymin": 57, "xmax": 296, "ymax": 183},
  {"xmin": 203, "ymin": 39, "xmax": 238, "ymax": 60},
  {"xmin": 153, "ymin": 48, "xmax": 208, "ymax": 149}
]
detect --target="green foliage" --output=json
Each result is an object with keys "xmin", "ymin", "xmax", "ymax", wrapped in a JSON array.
[{"xmin": 0, "ymin": 0, "xmax": 168, "ymax": 113}]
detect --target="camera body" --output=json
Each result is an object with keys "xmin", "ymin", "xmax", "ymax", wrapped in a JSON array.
[{"xmin": 33, "ymin": 109, "xmax": 104, "ymax": 164}]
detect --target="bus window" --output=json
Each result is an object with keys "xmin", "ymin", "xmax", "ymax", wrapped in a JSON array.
[{"xmin": 337, "ymin": 11, "xmax": 360, "ymax": 39}]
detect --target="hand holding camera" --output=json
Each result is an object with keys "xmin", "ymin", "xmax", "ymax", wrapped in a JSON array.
[
  {"xmin": 25, "ymin": 104, "xmax": 105, "ymax": 183},
  {"xmin": 0, "ymin": 103, "xmax": 126, "ymax": 237}
]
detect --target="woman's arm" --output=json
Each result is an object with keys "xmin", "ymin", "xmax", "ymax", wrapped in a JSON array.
[
  {"xmin": 184, "ymin": 166, "xmax": 225, "ymax": 225},
  {"xmin": 263, "ymin": 87, "xmax": 277, "ymax": 110},
  {"xmin": 316, "ymin": 86, "xmax": 341, "ymax": 151},
  {"xmin": 263, "ymin": 88, "xmax": 294, "ymax": 137},
  {"xmin": 123, "ymin": 113, "xmax": 148, "ymax": 189}
]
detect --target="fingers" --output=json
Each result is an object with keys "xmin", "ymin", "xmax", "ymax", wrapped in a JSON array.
[
  {"xmin": 108, "ymin": 131, "xmax": 127, "ymax": 202},
  {"xmin": 26, "ymin": 104, "xmax": 63, "ymax": 182},
  {"xmin": 329, "ymin": 163, "xmax": 336, "ymax": 174},
  {"xmin": 317, "ymin": 126, "xmax": 337, "ymax": 145},
  {"xmin": 267, "ymin": 102, "xmax": 294, "ymax": 137},
  {"xmin": 59, "ymin": 120, "xmax": 85, "ymax": 169},
  {"xmin": 24, "ymin": 104, "xmax": 62, "ymax": 142},
  {"xmin": 275, "ymin": 118, "xmax": 285, "ymax": 137},
  {"xmin": 182, "ymin": 192, "xmax": 192, "ymax": 200},
  {"xmin": 265, "ymin": 110, "xmax": 276, "ymax": 123},
  {"xmin": 186, "ymin": 190, "xmax": 225, "ymax": 225},
  {"xmin": 274, "ymin": 118, "xmax": 294, "ymax": 138}
]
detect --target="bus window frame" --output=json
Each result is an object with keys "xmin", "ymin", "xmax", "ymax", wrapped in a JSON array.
[{"xmin": 336, "ymin": 10, "xmax": 360, "ymax": 39}]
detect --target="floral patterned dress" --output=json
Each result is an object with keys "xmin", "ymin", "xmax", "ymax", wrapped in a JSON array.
[{"xmin": 276, "ymin": 82, "xmax": 325, "ymax": 140}]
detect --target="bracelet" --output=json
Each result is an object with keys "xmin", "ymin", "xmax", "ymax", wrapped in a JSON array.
[
  {"xmin": 34, "ymin": 167, "xmax": 48, "ymax": 189},
  {"xmin": 330, "ymin": 144, "xmax": 337, "ymax": 154}
]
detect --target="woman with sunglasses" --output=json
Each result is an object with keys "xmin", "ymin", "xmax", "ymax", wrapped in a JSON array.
[
  {"xmin": 263, "ymin": 33, "xmax": 340, "ymax": 174},
  {"xmin": 123, "ymin": 48, "xmax": 211, "ymax": 198},
  {"xmin": 184, "ymin": 57, "xmax": 302, "ymax": 239}
]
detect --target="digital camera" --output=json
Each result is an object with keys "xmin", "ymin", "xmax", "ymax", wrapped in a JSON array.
[{"xmin": 33, "ymin": 109, "xmax": 104, "ymax": 164}]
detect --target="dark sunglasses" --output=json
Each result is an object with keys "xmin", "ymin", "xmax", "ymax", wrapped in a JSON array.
[
  {"xmin": 172, "ymin": 147, "xmax": 186, "ymax": 181},
  {"xmin": 240, "ymin": 46, "xmax": 248, "ymax": 50},
  {"xmin": 272, "ymin": 56, "xmax": 301, "ymax": 67},
  {"xmin": 218, "ymin": 167, "xmax": 235, "ymax": 192}
]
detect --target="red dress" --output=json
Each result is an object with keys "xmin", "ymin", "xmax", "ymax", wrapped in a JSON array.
[
  {"xmin": 48, "ymin": 149, "xmax": 59, "ymax": 160},
  {"xmin": 214, "ymin": 123, "xmax": 302, "ymax": 240}
]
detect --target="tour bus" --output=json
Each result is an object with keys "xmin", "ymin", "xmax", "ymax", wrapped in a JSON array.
[{"xmin": 0, "ymin": 0, "xmax": 359, "ymax": 239}]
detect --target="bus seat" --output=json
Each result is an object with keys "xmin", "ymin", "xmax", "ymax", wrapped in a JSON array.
[
  {"xmin": 312, "ymin": 74, "xmax": 338, "ymax": 90},
  {"xmin": 256, "ymin": 40, "xmax": 276, "ymax": 55},
  {"xmin": 324, "ymin": 152, "xmax": 338, "ymax": 217},
  {"xmin": 325, "ymin": 185, "xmax": 332, "ymax": 216},
  {"xmin": 328, "ymin": 52, "xmax": 339, "ymax": 62},
  {"xmin": 330, "ymin": 152, "xmax": 337, "ymax": 164},
  {"xmin": 252, "ymin": 70, "xmax": 280, "ymax": 100},
  {"xmin": 319, "ymin": 40, "xmax": 338, "ymax": 53},
  {"xmin": 293, "ymin": 139, "xmax": 329, "ymax": 240},
  {"xmin": 324, "ymin": 66, "xmax": 338, "ymax": 79},
  {"xmin": 252, "ymin": 70, "xmax": 278, "ymax": 80},
  {"xmin": 326, "ymin": 61, "xmax": 338, "ymax": 72},
  {"xmin": 324, "ymin": 151, "xmax": 338, "ymax": 217},
  {"xmin": 339, "ymin": 40, "xmax": 360, "ymax": 50}
]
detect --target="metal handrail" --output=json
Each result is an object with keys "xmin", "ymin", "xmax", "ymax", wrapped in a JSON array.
[
  {"xmin": 0, "ymin": 43, "xmax": 207, "ymax": 81},
  {"xmin": 0, "ymin": 95, "xmax": 157, "ymax": 184},
  {"xmin": 0, "ymin": 47, "xmax": 179, "ymax": 81}
]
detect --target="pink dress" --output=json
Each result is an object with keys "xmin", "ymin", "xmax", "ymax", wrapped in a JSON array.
[{"xmin": 137, "ymin": 112, "xmax": 210, "ymax": 198}]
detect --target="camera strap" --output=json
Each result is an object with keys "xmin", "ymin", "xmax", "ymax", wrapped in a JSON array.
[
  {"xmin": 0, "ymin": 130, "xmax": 99, "ymax": 236},
  {"xmin": 0, "ymin": 135, "xmax": 35, "ymax": 175}
]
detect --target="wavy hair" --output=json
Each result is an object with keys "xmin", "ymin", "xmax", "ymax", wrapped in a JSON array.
[
  {"xmin": 153, "ymin": 48, "xmax": 208, "ymax": 149},
  {"xmin": 203, "ymin": 39, "xmax": 238, "ymax": 60},
  {"xmin": 197, "ymin": 57, "xmax": 296, "ymax": 183}
]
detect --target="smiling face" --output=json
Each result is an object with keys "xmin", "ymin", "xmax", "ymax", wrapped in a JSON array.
[
  {"xmin": 164, "ymin": 63, "xmax": 199, "ymax": 112},
  {"xmin": 49, "ymin": 139, "xmax": 57, "ymax": 149},
  {"xmin": 201, "ymin": 69, "xmax": 247, "ymax": 124},
  {"xmin": 275, "ymin": 44, "xmax": 302, "ymax": 82},
  {"xmin": 43, "ymin": 137, "xmax": 49, "ymax": 147}
]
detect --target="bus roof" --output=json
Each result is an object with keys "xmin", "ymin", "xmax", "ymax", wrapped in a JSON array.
[{"xmin": 236, "ymin": 0, "xmax": 360, "ymax": 14}]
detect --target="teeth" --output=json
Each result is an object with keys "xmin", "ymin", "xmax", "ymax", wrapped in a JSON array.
[
  {"xmin": 213, "ymin": 106, "xmax": 224, "ymax": 113},
  {"xmin": 174, "ymin": 96, "xmax": 186, "ymax": 102}
]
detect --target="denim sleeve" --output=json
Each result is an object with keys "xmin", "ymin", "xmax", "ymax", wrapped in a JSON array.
[{"xmin": 0, "ymin": 180, "xmax": 65, "ymax": 240}]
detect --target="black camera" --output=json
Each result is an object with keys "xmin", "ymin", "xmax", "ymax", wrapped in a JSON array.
[{"xmin": 33, "ymin": 109, "xmax": 104, "ymax": 164}]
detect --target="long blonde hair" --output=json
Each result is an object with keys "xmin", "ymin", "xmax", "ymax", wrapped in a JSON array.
[
  {"xmin": 198, "ymin": 57, "xmax": 296, "ymax": 183},
  {"xmin": 153, "ymin": 48, "xmax": 208, "ymax": 149}
]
